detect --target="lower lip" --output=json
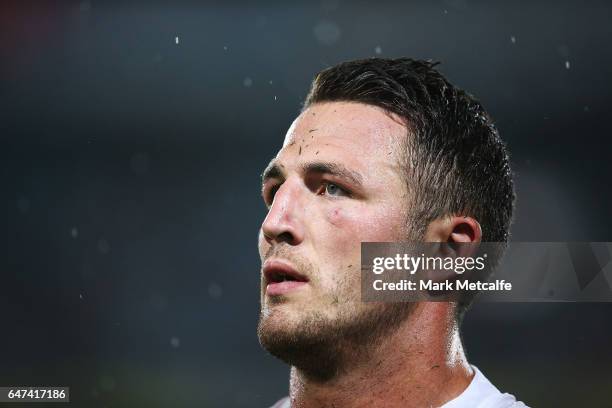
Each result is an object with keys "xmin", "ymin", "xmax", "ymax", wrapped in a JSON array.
[{"xmin": 266, "ymin": 280, "xmax": 308, "ymax": 296}]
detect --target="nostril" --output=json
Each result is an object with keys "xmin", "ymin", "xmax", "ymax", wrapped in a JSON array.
[{"xmin": 277, "ymin": 232, "xmax": 295, "ymax": 245}]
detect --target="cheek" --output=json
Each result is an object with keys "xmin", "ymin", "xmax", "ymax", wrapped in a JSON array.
[
  {"xmin": 326, "ymin": 207, "xmax": 344, "ymax": 227},
  {"xmin": 324, "ymin": 206, "xmax": 371, "ymax": 240},
  {"xmin": 327, "ymin": 203, "xmax": 406, "ymax": 241},
  {"xmin": 319, "ymin": 203, "xmax": 406, "ymax": 265},
  {"xmin": 320, "ymin": 207, "xmax": 358, "ymax": 267},
  {"xmin": 322, "ymin": 206, "xmax": 364, "ymax": 264},
  {"xmin": 325, "ymin": 205, "xmax": 383, "ymax": 240}
]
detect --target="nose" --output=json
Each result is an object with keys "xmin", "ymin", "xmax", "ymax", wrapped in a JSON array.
[{"xmin": 261, "ymin": 178, "xmax": 305, "ymax": 246}]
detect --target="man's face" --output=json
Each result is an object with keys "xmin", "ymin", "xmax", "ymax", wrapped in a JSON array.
[{"xmin": 257, "ymin": 101, "xmax": 413, "ymax": 366}]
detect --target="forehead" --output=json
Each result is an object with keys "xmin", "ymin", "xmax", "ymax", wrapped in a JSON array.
[{"xmin": 276, "ymin": 101, "xmax": 407, "ymax": 176}]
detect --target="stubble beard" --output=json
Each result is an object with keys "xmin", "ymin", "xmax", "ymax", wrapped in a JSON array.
[{"xmin": 257, "ymin": 287, "xmax": 415, "ymax": 382}]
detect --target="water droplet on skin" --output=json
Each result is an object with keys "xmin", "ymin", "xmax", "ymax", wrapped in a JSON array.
[
  {"xmin": 175, "ymin": 36, "xmax": 179, "ymax": 45},
  {"xmin": 565, "ymin": 60, "xmax": 570, "ymax": 69}
]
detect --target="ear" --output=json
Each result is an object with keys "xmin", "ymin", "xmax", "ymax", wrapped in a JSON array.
[
  {"xmin": 424, "ymin": 215, "xmax": 482, "ymax": 243},
  {"xmin": 421, "ymin": 215, "xmax": 483, "ymax": 283}
]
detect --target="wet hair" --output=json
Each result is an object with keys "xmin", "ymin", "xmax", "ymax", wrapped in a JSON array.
[{"xmin": 303, "ymin": 57, "xmax": 515, "ymax": 318}]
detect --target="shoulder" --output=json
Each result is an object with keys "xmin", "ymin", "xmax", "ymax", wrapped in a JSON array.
[
  {"xmin": 480, "ymin": 393, "xmax": 529, "ymax": 408},
  {"xmin": 441, "ymin": 365, "xmax": 530, "ymax": 408},
  {"xmin": 268, "ymin": 396, "xmax": 290, "ymax": 408},
  {"xmin": 268, "ymin": 367, "xmax": 529, "ymax": 408}
]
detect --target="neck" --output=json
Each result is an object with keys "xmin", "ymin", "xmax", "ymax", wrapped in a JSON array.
[{"xmin": 287, "ymin": 303, "xmax": 473, "ymax": 408}]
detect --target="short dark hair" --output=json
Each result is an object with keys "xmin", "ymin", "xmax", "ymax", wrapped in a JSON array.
[{"xmin": 303, "ymin": 58, "xmax": 515, "ymax": 316}]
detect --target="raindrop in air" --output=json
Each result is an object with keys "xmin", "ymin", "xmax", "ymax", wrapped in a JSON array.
[
  {"xmin": 79, "ymin": 0, "xmax": 91, "ymax": 13},
  {"xmin": 130, "ymin": 152, "xmax": 150, "ymax": 175},
  {"xmin": 17, "ymin": 197, "xmax": 30, "ymax": 213},
  {"xmin": 97, "ymin": 239, "xmax": 110, "ymax": 254},
  {"xmin": 208, "ymin": 283, "xmax": 223, "ymax": 299},
  {"xmin": 313, "ymin": 20, "xmax": 341, "ymax": 46},
  {"xmin": 99, "ymin": 376, "xmax": 116, "ymax": 392}
]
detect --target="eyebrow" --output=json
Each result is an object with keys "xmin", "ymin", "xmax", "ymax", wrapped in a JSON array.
[{"xmin": 261, "ymin": 160, "xmax": 364, "ymax": 188}]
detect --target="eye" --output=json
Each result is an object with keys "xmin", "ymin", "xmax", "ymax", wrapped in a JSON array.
[
  {"xmin": 268, "ymin": 185, "xmax": 280, "ymax": 203},
  {"xmin": 322, "ymin": 182, "xmax": 349, "ymax": 197},
  {"xmin": 263, "ymin": 184, "xmax": 280, "ymax": 206}
]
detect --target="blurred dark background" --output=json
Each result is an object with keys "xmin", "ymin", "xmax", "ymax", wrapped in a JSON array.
[{"xmin": 2, "ymin": 1, "xmax": 611, "ymax": 407}]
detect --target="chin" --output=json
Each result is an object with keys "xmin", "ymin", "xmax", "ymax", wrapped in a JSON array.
[
  {"xmin": 258, "ymin": 300, "xmax": 417, "ymax": 380},
  {"xmin": 259, "ymin": 302, "xmax": 302, "ymax": 333},
  {"xmin": 257, "ymin": 309, "xmax": 343, "ymax": 381}
]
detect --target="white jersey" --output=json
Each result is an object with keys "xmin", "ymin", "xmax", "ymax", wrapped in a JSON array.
[{"xmin": 269, "ymin": 365, "xmax": 528, "ymax": 408}]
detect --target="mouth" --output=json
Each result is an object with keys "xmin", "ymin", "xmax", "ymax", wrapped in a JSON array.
[{"xmin": 263, "ymin": 259, "xmax": 309, "ymax": 296}]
